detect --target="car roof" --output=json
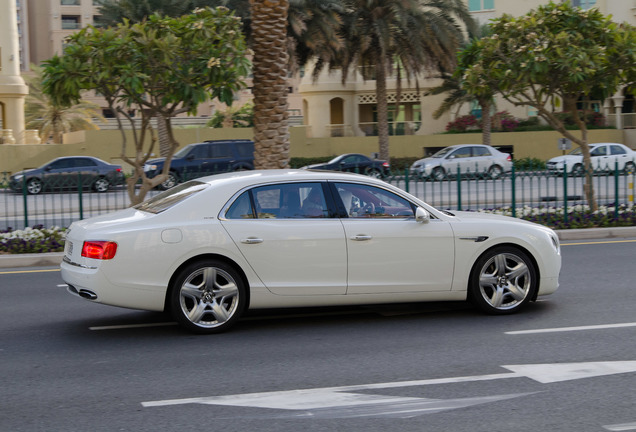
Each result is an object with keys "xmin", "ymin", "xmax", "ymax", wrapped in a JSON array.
[{"xmin": 197, "ymin": 169, "xmax": 386, "ymax": 189}]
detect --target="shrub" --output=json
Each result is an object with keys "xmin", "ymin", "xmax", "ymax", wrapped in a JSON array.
[
  {"xmin": 0, "ymin": 226, "xmax": 66, "ymax": 254},
  {"xmin": 445, "ymin": 115, "xmax": 479, "ymax": 132}
]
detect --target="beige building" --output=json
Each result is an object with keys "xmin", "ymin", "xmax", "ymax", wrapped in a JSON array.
[{"xmin": 300, "ymin": 0, "xmax": 636, "ymax": 139}]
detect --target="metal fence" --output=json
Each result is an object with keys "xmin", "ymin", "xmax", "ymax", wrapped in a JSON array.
[{"xmin": 1, "ymin": 167, "xmax": 635, "ymax": 231}]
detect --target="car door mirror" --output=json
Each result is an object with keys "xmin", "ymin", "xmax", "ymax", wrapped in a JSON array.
[{"xmin": 415, "ymin": 207, "xmax": 430, "ymax": 223}]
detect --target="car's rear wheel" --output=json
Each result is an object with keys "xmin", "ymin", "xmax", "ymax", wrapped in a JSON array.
[
  {"xmin": 159, "ymin": 172, "xmax": 178, "ymax": 190},
  {"xmin": 93, "ymin": 177, "xmax": 110, "ymax": 192},
  {"xmin": 432, "ymin": 167, "xmax": 446, "ymax": 181},
  {"xmin": 26, "ymin": 178, "xmax": 43, "ymax": 195},
  {"xmin": 365, "ymin": 168, "xmax": 383, "ymax": 179},
  {"xmin": 170, "ymin": 260, "xmax": 246, "ymax": 334},
  {"xmin": 488, "ymin": 165, "xmax": 504, "ymax": 179},
  {"xmin": 469, "ymin": 246, "xmax": 537, "ymax": 315}
]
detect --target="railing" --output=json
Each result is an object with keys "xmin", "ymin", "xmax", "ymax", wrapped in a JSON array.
[
  {"xmin": 358, "ymin": 121, "xmax": 422, "ymax": 136},
  {"xmin": 1, "ymin": 165, "xmax": 635, "ymax": 231}
]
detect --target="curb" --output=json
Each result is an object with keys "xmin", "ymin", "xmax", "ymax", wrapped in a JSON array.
[{"xmin": 2, "ymin": 227, "xmax": 636, "ymax": 269}]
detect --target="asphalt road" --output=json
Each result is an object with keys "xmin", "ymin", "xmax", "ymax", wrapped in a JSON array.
[{"xmin": 2, "ymin": 238, "xmax": 636, "ymax": 431}]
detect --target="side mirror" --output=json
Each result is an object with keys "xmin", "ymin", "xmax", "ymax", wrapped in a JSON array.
[{"xmin": 415, "ymin": 207, "xmax": 430, "ymax": 223}]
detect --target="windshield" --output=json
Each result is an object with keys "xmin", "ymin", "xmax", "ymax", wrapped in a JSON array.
[
  {"xmin": 134, "ymin": 181, "xmax": 208, "ymax": 214},
  {"xmin": 173, "ymin": 144, "xmax": 194, "ymax": 158},
  {"xmin": 328, "ymin": 155, "xmax": 344, "ymax": 164}
]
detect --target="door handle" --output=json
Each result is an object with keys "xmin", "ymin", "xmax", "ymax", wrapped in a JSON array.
[
  {"xmin": 351, "ymin": 235, "xmax": 372, "ymax": 241},
  {"xmin": 241, "ymin": 238, "xmax": 263, "ymax": 244}
]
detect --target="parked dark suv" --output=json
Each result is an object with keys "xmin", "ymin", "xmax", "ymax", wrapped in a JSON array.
[{"xmin": 144, "ymin": 139, "xmax": 254, "ymax": 189}]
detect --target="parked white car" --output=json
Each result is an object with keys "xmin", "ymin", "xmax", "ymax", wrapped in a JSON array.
[
  {"xmin": 410, "ymin": 144, "xmax": 513, "ymax": 180},
  {"xmin": 61, "ymin": 170, "xmax": 561, "ymax": 334},
  {"xmin": 546, "ymin": 143, "xmax": 636, "ymax": 175}
]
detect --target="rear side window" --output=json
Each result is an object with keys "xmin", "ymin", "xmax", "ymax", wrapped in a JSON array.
[
  {"xmin": 211, "ymin": 144, "xmax": 233, "ymax": 158},
  {"xmin": 235, "ymin": 142, "xmax": 254, "ymax": 158},
  {"xmin": 135, "ymin": 181, "xmax": 208, "ymax": 214}
]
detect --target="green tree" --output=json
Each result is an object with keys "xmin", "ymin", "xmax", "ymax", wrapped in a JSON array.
[
  {"xmin": 95, "ymin": 0, "xmax": 214, "ymax": 25},
  {"xmin": 24, "ymin": 66, "xmax": 104, "ymax": 144},
  {"xmin": 461, "ymin": 2, "xmax": 636, "ymax": 210},
  {"xmin": 42, "ymin": 7, "xmax": 250, "ymax": 204},
  {"xmin": 330, "ymin": 0, "xmax": 474, "ymax": 161},
  {"xmin": 207, "ymin": 102, "xmax": 254, "ymax": 128}
]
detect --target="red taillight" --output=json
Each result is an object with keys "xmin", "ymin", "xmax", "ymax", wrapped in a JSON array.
[
  {"xmin": 116, "ymin": 168, "xmax": 122, "ymax": 172},
  {"xmin": 382, "ymin": 162, "xmax": 390, "ymax": 167},
  {"xmin": 507, "ymin": 155, "xmax": 512, "ymax": 161},
  {"xmin": 81, "ymin": 241, "xmax": 118, "ymax": 260}
]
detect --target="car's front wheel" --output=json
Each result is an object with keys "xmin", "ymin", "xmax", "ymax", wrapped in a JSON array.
[
  {"xmin": 469, "ymin": 246, "xmax": 537, "ymax": 314},
  {"xmin": 26, "ymin": 178, "xmax": 43, "ymax": 195},
  {"xmin": 431, "ymin": 167, "xmax": 446, "ymax": 181},
  {"xmin": 170, "ymin": 259, "xmax": 246, "ymax": 334},
  {"xmin": 159, "ymin": 172, "xmax": 179, "ymax": 190}
]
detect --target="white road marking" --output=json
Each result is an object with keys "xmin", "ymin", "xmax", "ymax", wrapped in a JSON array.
[
  {"xmin": 89, "ymin": 322, "xmax": 177, "ymax": 330},
  {"xmin": 142, "ymin": 361, "xmax": 636, "ymax": 417},
  {"xmin": 604, "ymin": 422, "xmax": 636, "ymax": 431},
  {"xmin": 506, "ymin": 322, "xmax": 636, "ymax": 335}
]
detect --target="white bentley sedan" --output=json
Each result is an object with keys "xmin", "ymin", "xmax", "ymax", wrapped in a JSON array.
[{"xmin": 61, "ymin": 170, "xmax": 561, "ymax": 334}]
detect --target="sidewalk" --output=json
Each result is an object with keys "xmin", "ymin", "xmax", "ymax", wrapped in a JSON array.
[{"xmin": 3, "ymin": 226, "xmax": 636, "ymax": 269}]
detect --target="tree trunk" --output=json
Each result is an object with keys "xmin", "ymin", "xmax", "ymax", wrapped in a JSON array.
[
  {"xmin": 156, "ymin": 114, "xmax": 171, "ymax": 158},
  {"xmin": 375, "ymin": 57, "xmax": 390, "ymax": 161},
  {"xmin": 250, "ymin": 0, "xmax": 290, "ymax": 169},
  {"xmin": 480, "ymin": 99, "xmax": 492, "ymax": 147}
]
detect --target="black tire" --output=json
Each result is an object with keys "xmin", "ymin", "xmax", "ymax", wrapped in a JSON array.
[
  {"xmin": 365, "ymin": 168, "xmax": 383, "ymax": 179},
  {"xmin": 93, "ymin": 177, "xmax": 110, "ymax": 192},
  {"xmin": 431, "ymin": 167, "xmax": 446, "ymax": 181},
  {"xmin": 170, "ymin": 259, "xmax": 246, "ymax": 334},
  {"xmin": 488, "ymin": 165, "xmax": 504, "ymax": 179},
  {"xmin": 571, "ymin": 164, "xmax": 584, "ymax": 177},
  {"xmin": 26, "ymin": 178, "xmax": 43, "ymax": 195},
  {"xmin": 468, "ymin": 246, "xmax": 537, "ymax": 315},
  {"xmin": 159, "ymin": 172, "xmax": 179, "ymax": 190}
]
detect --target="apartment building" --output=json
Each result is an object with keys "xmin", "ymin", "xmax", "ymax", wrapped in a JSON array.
[{"xmin": 9, "ymin": 0, "xmax": 636, "ymax": 136}]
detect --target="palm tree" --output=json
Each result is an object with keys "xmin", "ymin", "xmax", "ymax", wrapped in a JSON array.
[
  {"xmin": 249, "ymin": 0, "xmax": 290, "ymax": 169},
  {"xmin": 331, "ymin": 0, "xmax": 475, "ymax": 160},
  {"xmin": 24, "ymin": 66, "xmax": 103, "ymax": 144}
]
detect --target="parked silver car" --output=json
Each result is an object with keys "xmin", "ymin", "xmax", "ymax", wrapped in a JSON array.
[
  {"xmin": 410, "ymin": 144, "xmax": 513, "ymax": 180},
  {"xmin": 546, "ymin": 143, "xmax": 636, "ymax": 175}
]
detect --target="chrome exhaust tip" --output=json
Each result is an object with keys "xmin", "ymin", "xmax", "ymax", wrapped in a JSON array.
[{"xmin": 78, "ymin": 289, "xmax": 98, "ymax": 300}]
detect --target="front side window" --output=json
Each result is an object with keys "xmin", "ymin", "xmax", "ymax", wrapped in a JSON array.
[
  {"xmin": 591, "ymin": 146, "xmax": 607, "ymax": 157},
  {"xmin": 335, "ymin": 183, "xmax": 414, "ymax": 219},
  {"xmin": 450, "ymin": 147, "xmax": 472, "ymax": 159}
]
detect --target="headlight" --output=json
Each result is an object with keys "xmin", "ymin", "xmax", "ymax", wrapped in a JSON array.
[
  {"xmin": 144, "ymin": 164, "xmax": 157, "ymax": 171},
  {"xmin": 13, "ymin": 174, "xmax": 23, "ymax": 181},
  {"xmin": 550, "ymin": 233, "xmax": 560, "ymax": 254}
]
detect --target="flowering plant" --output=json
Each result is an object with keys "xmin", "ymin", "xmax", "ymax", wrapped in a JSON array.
[{"xmin": 0, "ymin": 225, "xmax": 66, "ymax": 254}]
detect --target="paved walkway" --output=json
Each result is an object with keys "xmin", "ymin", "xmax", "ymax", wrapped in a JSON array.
[{"xmin": 2, "ymin": 226, "xmax": 636, "ymax": 269}]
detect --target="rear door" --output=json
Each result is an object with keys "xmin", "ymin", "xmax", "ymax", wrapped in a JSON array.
[{"xmin": 220, "ymin": 181, "xmax": 347, "ymax": 296}]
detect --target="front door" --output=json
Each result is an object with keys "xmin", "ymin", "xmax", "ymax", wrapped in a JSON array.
[{"xmin": 333, "ymin": 182, "xmax": 455, "ymax": 294}]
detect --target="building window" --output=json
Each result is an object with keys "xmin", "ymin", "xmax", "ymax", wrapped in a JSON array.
[
  {"xmin": 61, "ymin": 0, "xmax": 80, "ymax": 5},
  {"xmin": 468, "ymin": 0, "xmax": 494, "ymax": 11},
  {"xmin": 61, "ymin": 15, "xmax": 80, "ymax": 29},
  {"xmin": 570, "ymin": 0, "xmax": 596, "ymax": 9}
]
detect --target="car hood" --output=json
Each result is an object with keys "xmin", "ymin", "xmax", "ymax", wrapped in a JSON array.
[
  {"xmin": 447, "ymin": 209, "xmax": 545, "ymax": 228},
  {"xmin": 10, "ymin": 168, "xmax": 37, "ymax": 178}
]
